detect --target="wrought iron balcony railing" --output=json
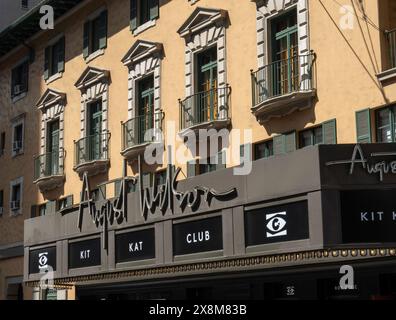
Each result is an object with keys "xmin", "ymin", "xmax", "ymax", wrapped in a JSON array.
[
  {"xmin": 34, "ymin": 149, "xmax": 64, "ymax": 181},
  {"xmin": 122, "ymin": 112, "xmax": 163, "ymax": 151},
  {"xmin": 74, "ymin": 132, "xmax": 110, "ymax": 167},
  {"xmin": 179, "ymin": 86, "xmax": 231, "ymax": 131},
  {"xmin": 251, "ymin": 53, "xmax": 315, "ymax": 107},
  {"xmin": 387, "ymin": 28, "xmax": 396, "ymax": 70}
]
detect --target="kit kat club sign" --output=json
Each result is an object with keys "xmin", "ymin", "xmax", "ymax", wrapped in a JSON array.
[{"xmin": 78, "ymin": 152, "xmax": 237, "ymax": 249}]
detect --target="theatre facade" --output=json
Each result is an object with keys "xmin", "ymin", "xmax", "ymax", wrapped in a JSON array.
[{"xmin": 24, "ymin": 143, "xmax": 396, "ymax": 300}]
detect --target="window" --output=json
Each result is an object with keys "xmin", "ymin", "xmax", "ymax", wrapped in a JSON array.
[
  {"xmin": 0, "ymin": 132, "xmax": 5, "ymax": 156},
  {"xmin": 254, "ymin": 140, "xmax": 274, "ymax": 160},
  {"xmin": 130, "ymin": 0, "xmax": 159, "ymax": 32},
  {"xmin": 11, "ymin": 60, "xmax": 28, "ymax": 99},
  {"xmin": 57, "ymin": 196, "xmax": 73, "ymax": 211},
  {"xmin": 376, "ymin": 106, "xmax": 396, "ymax": 143},
  {"xmin": 10, "ymin": 178, "xmax": 23, "ymax": 215},
  {"xmin": 299, "ymin": 126, "xmax": 323, "ymax": 148},
  {"xmin": 83, "ymin": 10, "xmax": 107, "ymax": 59},
  {"xmin": 187, "ymin": 151, "xmax": 226, "ymax": 177},
  {"xmin": 0, "ymin": 190, "xmax": 4, "ymax": 216},
  {"xmin": 12, "ymin": 122, "xmax": 24, "ymax": 156},
  {"xmin": 21, "ymin": 0, "xmax": 28, "ymax": 9},
  {"xmin": 44, "ymin": 37, "xmax": 65, "ymax": 80}
]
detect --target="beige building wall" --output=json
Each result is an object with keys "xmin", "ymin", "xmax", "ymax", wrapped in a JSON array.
[{"xmin": 0, "ymin": 0, "xmax": 395, "ymax": 299}]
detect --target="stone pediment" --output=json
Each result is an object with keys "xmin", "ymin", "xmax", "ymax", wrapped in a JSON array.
[
  {"xmin": 121, "ymin": 40, "xmax": 163, "ymax": 66},
  {"xmin": 75, "ymin": 66, "xmax": 110, "ymax": 90},
  {"xmin": 36, "ymin": 89, "xmax": 66, "ymax": 111},
  {"xmin": 177, "ymin": 7, "xmax": 228, "ymax": 38}
]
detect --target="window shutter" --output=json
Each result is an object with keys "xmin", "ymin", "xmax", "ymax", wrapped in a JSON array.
[
  {"xmin": 57, "ymin": 37, "xmax": 65, "ymax": 73},
  {"xmin": 115, "ymin": 180, "xmax": 121, "ymax": 196},
  {"xmin": 83, "ymin": 21, "xmax": 90, "ymax": 58},
  {"xmin": 356, "ymin": 109, "xmax": 372, "ymax": 143},
  {"xmin": 21, "ymin": 61, "xmax": 28, "ymax": 92},
  {"xmin": 143, "ymin": 173, "xmax": 152, "ymax": 188},
  {"xmin": 47, "ymin": 201, "xmax": 56, "ymax": 215},
  {"xmin": 285, "ymin": 132, "xmax": 296, "ymax": 153},
  {"xmin": 130, "ymin": 0, "xmax": 138, "ymax": 31},
  {"xmin": 322, "ymin": 119, "xmax": 337, "ymax": 144},
  {"xmin": 216, "ymin": 150, "xmax": 226, "ymax": 170},
  {"xmin": 99, "ymin": 185, "xmax": 106, "ymax": 200},
  {"xmin": 66, "ymin": 195, "xmax": 73, "ymax": 208},
  {"xmin": 44, "ymin": 46, "xmax": 50, "ymax": 80},
  {"xmin": 11, "ymin": 68, "xmax": 16, "ymax": 97},
  {"xmin": 187, "ymin": 160, "xmax": 196, "ymax": 178},
  {"xmin": 98, "ymin": 10, "xmax": 108, "ymax": 50},
  {"xmin": 149, "ymin": 0, "xmax": 159, "ymax": 20},
  {"xmin": 273, "ymin": 135, "xmax": 285, "ymax": 155},
  {"xmin": 30, "ymin": 205, "xmax": 37, "ymax": 218},
  {"xmin": 240, "ymin": 144, "xmax": 252, "ymax": 164}
]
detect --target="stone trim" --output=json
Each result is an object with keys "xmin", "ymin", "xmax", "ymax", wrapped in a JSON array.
[
  {"xmin": 255, "ymin": 0, "xmax": 310, "ymax": 68},
  {"xmin": 179, "ymin": 8, "xmax": 229, "ymax": 120}
]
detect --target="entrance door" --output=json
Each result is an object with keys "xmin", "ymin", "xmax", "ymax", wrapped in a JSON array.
[
  {"xmin": 271, "ymin": 11, "xmax": 298, "ymax": 96},
  {"xmin": 196, "ymin": 47, "xmax": 218, "ymax": 123},
  {"xmin": 47, "ymin": 120, "xmax": 59, "ymax": 175},
  {"xmin": 138, "ymin": 76, "xmax": 154, "ymax": 144},
  {"xmin": 88, "ymin": 101, "xmax": 102, "ymax": 161}
]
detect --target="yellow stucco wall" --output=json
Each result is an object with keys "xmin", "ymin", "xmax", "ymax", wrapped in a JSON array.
[{"xmin": 0, "ymin": 0, "xmax": 395, "ymax": 299}]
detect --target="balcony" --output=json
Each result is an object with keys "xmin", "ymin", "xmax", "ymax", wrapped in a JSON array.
[
  {"xmin": 33, "ymin": 150, "xmax": 65, "ymax": 192},
  {"xmin": 74, "ymin": 132, "xmax": 110, "ymax": 177},
  {"xmin": 251, "ymin": 52, "xmax": 316, "ymax": 124},
  {"xmin": 121, "ymin": 112, "xmax": 164, "ymax": 160},
  {"xmin": 179, "ymin": 86, "xmax": 231, "ymax": 138}
]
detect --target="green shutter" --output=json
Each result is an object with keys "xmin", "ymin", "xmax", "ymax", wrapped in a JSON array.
[
  {"xmin": 30, "ymin": 205, "xmax": 37, "ymax": 218},
  {"xmin": 44, "ymin": 46, "xmax": 50, "ymax": 80},
  {"xmin": 57, "ymin": 37, "xmax": 65, "ymax": 73},
  {"xmin": 98, "ymin": 10, "xmax": 108, "ymax": 49},
  {"xmin": 240, "ymin": 144, "xmax": 252, "ymax": 163},
  {"xmin": 187, "ymin": 160, "xmax": 196, "ymax": 178},
  {"xmin": 47, "ymin": 200, "xmax": 56, "ymax": 215},
  {"xmin": 149, "ymin": 0, "xmax": 159, "ymax": 20},
  {"xmin": 216, "ymin": 150, "xmax": 226, "ymax": 170},
  {"xmin": 115, "ymin": 180, "xmax": 121, "ymax": 196},
  {"xmin": 66, "ymin": 195, "xmax": 73, "ymax": 208},
  {"xmin": 130, "ymin": 0, "xmax": 138, "ymax": 30},
  {"xmin": 322, "ymin": 119, "xmax": 337, "ymax": 144},
  {"xmin": 273, "ymin": 135, "xmax": 285, "ymax": 155},
  {"xmin": 83, "ymin": 21, "xmax": 90, "ymax": 58},
  {"xmin": 356, "ymin": 109, "xmax": 372, "ymax": 143},
  {"xmin": 285, "ymin": 131, "xmax": 296, "ymax": 153}
]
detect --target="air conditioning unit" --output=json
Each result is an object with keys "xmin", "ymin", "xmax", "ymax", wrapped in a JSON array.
[
  {"xmin": 12, "ymin": 140, "xmax": 22, "ymax": 152},
  {"xmin": 0, "ymin": 207, "xmax": 3, "ymax": 215},
  {"xmin": 14, "ymin": 84, "xmax": 22, "ymax": 95},
  {"xmin": 10, "ymin": 201, "xmax": 20, "ymax": 211}
]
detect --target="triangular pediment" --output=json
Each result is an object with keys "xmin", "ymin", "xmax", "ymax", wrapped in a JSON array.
[
  {"xmin": 75, "ymin": 66, "xmax": 110, "ymax": 90},
  {"xmin": 36, "ymin": 89, "xmax": 66, "ymax": 110},
  {"xmin": 178, "ymin": 7, "xmax": 228, "ymax": 38},
  {"xmin": 122, "ymin": 40, "xmax": 163, "ymax": 66}
]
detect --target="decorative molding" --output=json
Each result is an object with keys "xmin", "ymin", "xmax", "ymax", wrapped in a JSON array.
[
  {"xmin": 255, "ymin": 0, "xmax": 310, "ymax": 68},
  {"xmin": 75, "ymin": 67, "xmax": 110, "ymax": 139},
  {"xmin": 123, "ymin": 40, "xmax": 163, "ymax": 121},
  {"xmin": 25, "ymin": 248, "xmax": 396, "ymax": 287},
  {"xmin": 188, "ymin": 0, "xmax": 199, "ymax": 5},
  {"xmin": 178, "ymin": 7, "xmax": 229, "ymax": 120}
]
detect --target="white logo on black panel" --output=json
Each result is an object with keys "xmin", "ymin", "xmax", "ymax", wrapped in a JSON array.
[
  {"xmin": 38, "ymin": 252, "xmax": 49, "ymax": 269},
  {"xmin": 266, "ymin": 212, "xmax": 287, "ymax": 238}
]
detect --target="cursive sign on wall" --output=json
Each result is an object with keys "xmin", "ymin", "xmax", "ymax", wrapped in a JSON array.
[{"xmin": 326, "ymin": 144, "xmax": 396, "ymax": 182}]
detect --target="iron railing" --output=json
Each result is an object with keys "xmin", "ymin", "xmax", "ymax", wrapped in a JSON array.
[
  {"xmin": 387, "ymin": 28, "xmax": 396, "ymax": 69},
  {"xmin": 122, "ymin": 112, "xmax": 163, "ymax": 151},
  {"xmin": 34, "ymin": 149, "xmax": 64, "ymax": 181},
  {"xmin": 179, "ymin": 86, "xmax": 231, "ymax": 130},
  {"xmin": 251, "ymin": 53, "xmax": 315, "ymax": 107},
  {"xmin": 74, "ymin": 132, "xmax": 110, "ymax": 167}
]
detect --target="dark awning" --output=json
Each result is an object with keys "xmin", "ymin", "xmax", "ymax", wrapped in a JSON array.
[{"xmin": 0, "ymin": 0, "xmax": 85, "ymax": 58}]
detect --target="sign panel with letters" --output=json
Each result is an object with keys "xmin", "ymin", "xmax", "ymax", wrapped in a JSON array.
[
  {"xmin": 68, "ymin": 238, "xmax": 101, "ymax": 269},
  {"xmin": 173, "ymin": 216, "xmax": 223, "ymax": 256},
  {"xmin": 29, "ymin": 246, "xmax": 56, "ymax": 274},
  {"xmin": 115, "ymin": 228, "xmax": 155, "ymax": 263},
  {"xmin": 341, "ymin": 189, "xmax": 396, "ymax": 243},
  {"xmin": 245, "ymin": 201, "xmax": 309, "ymax": 246}
]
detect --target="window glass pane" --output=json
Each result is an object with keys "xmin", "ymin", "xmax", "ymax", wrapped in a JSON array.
[
  {"xmin": 140, "ymin": 0, "xmax": 150, "ymax": 24},
  {"xmin": 299, "ymin": 130, "xmax": 312, "ymax": 148},
  {"xmin": 255, "ymin": 141, "xmax": 274, "ymax": 160},
  {"xmin": 377, "ymin": 109, "xmax": 392, "ymax": 142},
  {"xmin": 39, "ymin": 205, "xmax": 46, "ymax": 216},
  {"xmin": 91, "ymin": 17, "xmax": 101, "ymax": 52}
]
